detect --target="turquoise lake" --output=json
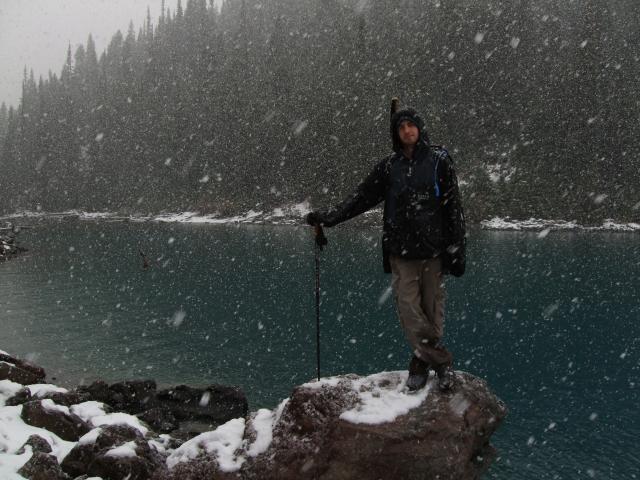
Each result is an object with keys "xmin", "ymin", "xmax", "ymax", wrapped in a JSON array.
[{"xmin": 1, "ymin": 219, "xmax": 638, "ymax": 479}]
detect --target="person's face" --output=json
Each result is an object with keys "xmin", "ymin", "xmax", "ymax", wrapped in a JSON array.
[{"xmin": 398, "ymin": 120, "xmax": 419, "ymax": 147}]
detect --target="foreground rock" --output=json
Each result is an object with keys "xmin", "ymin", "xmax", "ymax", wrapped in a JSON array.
[
  {"xmin": 1, "ymin": 349, "xmax": 506, "ymax": 480},
  {"xmin": 162, "ymin": 371, "xmax": 507, "ymax": 480}
]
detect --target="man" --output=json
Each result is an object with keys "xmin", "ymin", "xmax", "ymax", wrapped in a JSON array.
[{"xmin": 306, "ymin": 106, "xmax": 466, "ymax": 392}]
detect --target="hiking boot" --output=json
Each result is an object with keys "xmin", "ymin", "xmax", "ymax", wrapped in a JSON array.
[
  {"xmin": 408, "ymin": 355, "xmax": 430, "ymax": 376},
  {"xmin": 406, "ymin": 373, "xmax": 429, "ymax": 391},
  {"xmin": 436, "ymin": 366, "xmax": 455, "ymax": 392},
  {"xmin": 406, "ymin": 355, "xmax": 430, "ymax": 392}
]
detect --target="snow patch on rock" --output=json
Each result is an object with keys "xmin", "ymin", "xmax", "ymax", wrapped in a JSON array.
[
  {"xmin": 304, "ymin": 371, "xmax": 432, "ymax": 425},
  {"xmin": 89, "ymin": 412, "xmax": 149, "ymax": 436},
  {"xmin": 78, "ymin": 427, "xmax": 103, "ymax": 446},
  {"xmin": 105, "ymin": 440, "xmax": 138, "ymax": 458},
  {"xmin": 0, "ymin": 405, "xmax": 76, "ymax": 464},
  {"xmin": 40, "ymin": 399, "xmax": 70, "ymax": 416},
  {"xmin": 0, "ymin": 380, "xmax": 23, "ymax": 407},
  {"xmin": 27, "ymin": 384, "xmax": 69, "ymax": 398},
  {"xmin": 246, "ymin": 409, "xmax": 276, "ymax": 457},
  {"xmin": 70, "ymin": 401, "xmax": 107, "ymax": 424},
  {"xmin": 166, "ymin": 417, "xmax": 246, "ymax": 471}
]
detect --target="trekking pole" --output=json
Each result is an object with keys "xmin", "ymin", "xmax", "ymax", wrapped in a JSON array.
[{"xmin": 313, "ymin": 224, "xmax": 328, "ymax": 381}]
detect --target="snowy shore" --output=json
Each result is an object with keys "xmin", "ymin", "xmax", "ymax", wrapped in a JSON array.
[
  {"xmin": 0, "ymin": 349, "xmax": 506, "ymax": 480},
  {"xmin": 1, "ymin": 208, "xmax": 639, "ymax": 232}
]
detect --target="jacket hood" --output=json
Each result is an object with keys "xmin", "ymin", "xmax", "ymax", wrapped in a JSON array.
[{"xmin": 390, "ymin": 108, "xmax": 430, "ymax": 153}]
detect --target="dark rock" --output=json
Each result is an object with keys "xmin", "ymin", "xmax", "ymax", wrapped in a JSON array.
[
  {"xmin": 0, "ymin": 360, "xmax": 46, "ymax": 385},
  {"xmin": 245, "ymin": 379, "xmax": 360, "ymax": 480},
  {"xmin": 61, "ymin": 424, "xmax": 144, "ymax": 477},
  {"xmin": 77, "ymin": 379, "xmax": 157, "ymax": 413},
  {"xmin": 17, "ymin": 434, "xmax": 53, "ymax": 454},
  {"xmin": 17, "ymin": 451, "xmax": 71, "ymax": 480},
  {"xmin": 138, "ymin": 406, "xmax": 179, "ymax": 433},
  {"xmin": 165, "ymin": 371, "xmax": 505, "ymax": 480},
  {"xmin": 246, "ymin": 371, "xmax": 507, "ymax": 480},
  {"xmin": 42, "ymin": 390, "xmax": 93, "ymax": 407},
  {"xmin": 88, "ymin": 438, "xmax": 166, "ymax": 480},
  {"xmin": 6, "ymin": 386, "xmax": 32, "ymax": 406},
  {"xmin": 61, "ymin": 424, "xmax": 167, "ymax": 480},
  {"xmin": 0, "ymin": 352, "xmax": 46, "ymax": 383},
  {"xmin": 74, "ymin": 380, "xmax": 247, "ymax": 438},
  {"xmin": 8, "ymin": 387, "xmax": 92, "ymax": 407},
  {"xmin": 156, "ymin": 384, "xmax": 248, "ymax": 431},
  {"xmin": 21, "ymin": 400, "xmax": 92, "ymax": 442},
  {"xmin": 76, "ymin": 380, "xmax": 112, "ymax": 404},
  {"xmin": 109, "ymin": 379, "xmax": 158, "ymax": 413}
]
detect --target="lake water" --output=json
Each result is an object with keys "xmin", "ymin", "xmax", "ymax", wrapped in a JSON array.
[{"xmin": 1, "ymin": 218, "xmax": 638, "ymax": 479}]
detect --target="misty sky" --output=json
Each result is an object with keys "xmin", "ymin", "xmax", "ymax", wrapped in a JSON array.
[{"xmin": 0, "ymin": 0, "xmax": 189, "ymax": 108}]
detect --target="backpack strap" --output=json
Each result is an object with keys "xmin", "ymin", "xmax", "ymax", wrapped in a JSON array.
[{"xmin": 431, "ymin": 145, "xmax": 449, "ymax": 199}]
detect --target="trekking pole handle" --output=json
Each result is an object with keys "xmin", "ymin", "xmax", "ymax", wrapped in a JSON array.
[{"xmin": 314, "ymin": 225, "xmax": 328, "ymax": 250}]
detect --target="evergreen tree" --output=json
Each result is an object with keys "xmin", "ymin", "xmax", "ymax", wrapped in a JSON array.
[{"xmin": 0, "ymin": 0, "xmax": 637, "ymax": 221}]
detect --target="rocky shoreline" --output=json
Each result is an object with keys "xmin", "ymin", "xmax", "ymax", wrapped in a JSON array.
[{"xmin": 1, "ymin": 349, "xmax": 507, "ymax": 480}]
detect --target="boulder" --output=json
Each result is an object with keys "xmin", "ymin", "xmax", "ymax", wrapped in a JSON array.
[
  {"xmin": 108, "ymin": 380, "xmax": 159, "ymax": 413},
  {"xmin": 17, "ymin": 451, "xmax": 71, "ymax": 480},
  {"xmin": 61, "ymin": 424, "xmax": 166, "ymax": 480},
  {"xmin": 250, "ymin": 371, "xmax": 506, "ymax": 480},
  {"xmin": 61, "ymin": 424, "xmax": 142, "ymax": 477},
  {"xmin": 77, "ymin": 379, "xmax": 157, "ymax": 413},
  {"xmin": 156, "ymin": 384, "xmax": 248, "ymax": 434},
  {"xmin": 76, "ymin": 379, "xmax": 112, "ymax": 404},
  {"xmin": 21, "ymin": 400, "xmax": 92, "ymax": 441},
  {"xmin": 137, "ymin": 406, "xmax": 180, "ymax": 433},
  {"xmin": 160, "ymin": 371, "xmax": 506, "ymax": 480},
  {"xmin": 0, "ymin": 352, "xmax": 46, "ymax": 382},
  {"xmin": 0, "ymin": 360, "xmax": 46, "ymax": 385}
]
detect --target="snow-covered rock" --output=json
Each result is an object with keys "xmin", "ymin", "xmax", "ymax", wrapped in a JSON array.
[
  {"xmin": 1, "ymin": 350, "xmax": 506, "ymax": 480},
  {"xmin": 162, "ymin": 371, "xmax": 506, "ymax": 480}
]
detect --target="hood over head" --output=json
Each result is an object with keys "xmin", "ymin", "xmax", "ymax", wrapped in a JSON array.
[{"xmin": 390, "ymin": 108, "xmax": 430, "ymax": 153}]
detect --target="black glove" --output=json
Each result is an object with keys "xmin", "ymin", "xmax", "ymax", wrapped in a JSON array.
[{"xmin": 305, "ymin": 211, "xmax": 326, "ymax": 226}]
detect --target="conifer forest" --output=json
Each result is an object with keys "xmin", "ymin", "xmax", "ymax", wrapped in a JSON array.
[{"xmin": 0, "ymin": 0, "xmax": 638, "ymax": 223}]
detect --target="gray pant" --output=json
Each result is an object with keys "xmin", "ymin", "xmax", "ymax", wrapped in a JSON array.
[{"xmin": 390, "ymin": 255, "xmax": 453, "ymax": 369}]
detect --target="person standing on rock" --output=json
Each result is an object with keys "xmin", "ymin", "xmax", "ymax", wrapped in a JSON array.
[{"xmin": 306, "ymin": 104, "xmax": 466, "ymax": 392}]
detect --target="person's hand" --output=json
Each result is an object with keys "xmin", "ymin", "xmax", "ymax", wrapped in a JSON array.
[{"xmin": 305, "ymin": 211, "xmax": 325, "ymax": 226}]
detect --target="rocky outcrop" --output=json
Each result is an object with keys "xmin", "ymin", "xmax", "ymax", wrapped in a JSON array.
[
  {"xmin": 2, "ymin": 350, "xmax": 507, "ymax": 480},
  {"xmin": 161, "ymin": 371, "xmax": 507, "ymax": 480}
]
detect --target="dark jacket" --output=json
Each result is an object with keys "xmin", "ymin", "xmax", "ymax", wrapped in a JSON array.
[{"xmin": 318, "ymin": 139, "xmax": 466, "ymax": 276}]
